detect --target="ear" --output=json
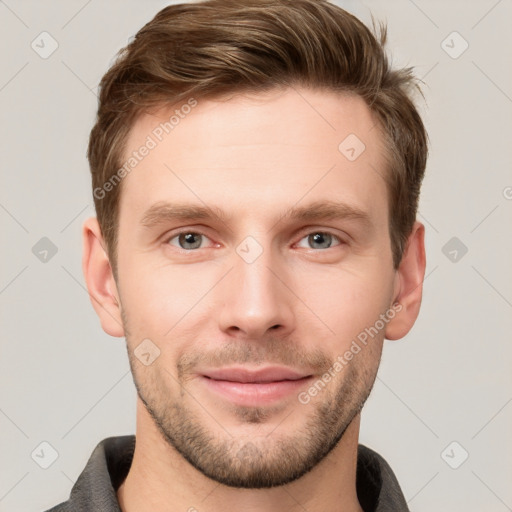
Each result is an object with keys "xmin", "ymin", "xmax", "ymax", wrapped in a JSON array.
[
  {"xmin": 82, "ymin": 217, "xmax": 125, "ymax": 337},
  {"xmin": 385, "ymin": 221, "xmax": 426, "ymax": 340}
]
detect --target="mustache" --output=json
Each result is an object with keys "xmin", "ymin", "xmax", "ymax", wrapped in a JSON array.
[{"xmin": 176, "ymin": 338, "xmax": 333, "ymax": 378}]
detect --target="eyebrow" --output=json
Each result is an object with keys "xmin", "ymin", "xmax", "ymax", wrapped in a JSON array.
[
  {"xmin": 141, "ymin": 202, "xmax": 232, "ymax": 227},
  {"xmin": 140, "ymin": 200, "xmax": 373, "ymax": 230}
]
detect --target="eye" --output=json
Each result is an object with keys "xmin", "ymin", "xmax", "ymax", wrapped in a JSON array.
[
  {"xmin": 296, "ymin": 231, "xmax": 342, "ymax": 250},
  {"xmin": 167, "ymin": 231, "xmax": 212, "ymax": 250}
]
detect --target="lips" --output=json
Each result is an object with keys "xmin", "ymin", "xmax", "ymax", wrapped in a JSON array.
[
  {"xmin": 201, "ymin": 366, "xmax": 310, "ymax": 383},
  {"xmin": 198, "ymin": 366, "xmax": 313, "ymax": 406}
]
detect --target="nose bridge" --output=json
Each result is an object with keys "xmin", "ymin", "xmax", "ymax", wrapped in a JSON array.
[
  {"xmin": 217, "ymin": 235, "xmax": 295, "ymax": 337},
  {"xmin": 237, "ymin": 241, "xmax": 278, "ymax": 303}
]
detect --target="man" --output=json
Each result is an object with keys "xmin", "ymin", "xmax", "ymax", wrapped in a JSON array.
[{"xmin": 47, "ymin": 0, "xmax": 427, "ymax": 510}]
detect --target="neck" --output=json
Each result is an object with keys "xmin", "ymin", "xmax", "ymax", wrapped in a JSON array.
[{"xmin": 117, "ymin": 398, "xmax": 364, "ymax": 512}]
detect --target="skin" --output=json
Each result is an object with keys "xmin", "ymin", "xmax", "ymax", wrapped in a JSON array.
[{"xmin": 83, "ymin": 87, "xmax": 426, "ymax": 512}]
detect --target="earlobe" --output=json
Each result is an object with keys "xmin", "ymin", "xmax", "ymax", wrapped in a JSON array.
[
  {"xmin": 82, "ymin": 217, "xmax": 125, "ymax": 337},
  {"xmin": 384, "ymin": 221, "xmax": 426, "ymax": 341}
]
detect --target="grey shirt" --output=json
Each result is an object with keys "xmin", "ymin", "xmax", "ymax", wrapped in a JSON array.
[{"xmin": 45, "ymin": 435, "xmax": 410, "ymax": 511}]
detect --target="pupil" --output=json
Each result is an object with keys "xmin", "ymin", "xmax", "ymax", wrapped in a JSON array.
[
  {"xmin": 181, "ymin": 233, "xmax": 200, "ymax": 249},
  {"xmin": 311, "ymin": 232, "xmax": 330, "ymax": 248}
]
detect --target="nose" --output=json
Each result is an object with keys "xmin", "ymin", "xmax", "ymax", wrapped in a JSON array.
[{"xmin": 217, "ymin": 241, "xmax": 296, "ymax": 340}]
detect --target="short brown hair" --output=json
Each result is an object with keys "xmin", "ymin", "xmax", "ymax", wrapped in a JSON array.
[{"xmin": 88, "ymin": 0, "xmax": 428, "ymax": 272}]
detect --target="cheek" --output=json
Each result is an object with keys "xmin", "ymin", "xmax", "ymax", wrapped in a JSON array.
[
  {"xmin": 117, "ymin": 255, "xmax": 218, "ymax": 346},
  {"xmin": 293, "ymin": 264, "xmax": 393, "ymax": 357},
  {"xmin": 302, "ymin": 263, "xmax": 390, "ymax": 314}
]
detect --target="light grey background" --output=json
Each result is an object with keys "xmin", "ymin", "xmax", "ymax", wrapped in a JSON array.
[{"xmin": 1, "ymin": 0, "xmax": 511, "ymax": 510}]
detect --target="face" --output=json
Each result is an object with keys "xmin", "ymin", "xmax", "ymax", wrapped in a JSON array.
[{"xmin": 114, "ymin": 87, "xmax": 399, "ymax": 487}]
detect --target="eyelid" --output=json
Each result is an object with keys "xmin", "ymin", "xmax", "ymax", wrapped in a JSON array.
[
  {"xmin": 163, "ymin": 227, "xmax": 347, "ymax": 251},
  {"xmin": 294, "ymin": 229, "xmax": 345, "ymax": 248},
  {"xmin": 164, "ymin": 228, "xmax": 217, "ymax": 249}
]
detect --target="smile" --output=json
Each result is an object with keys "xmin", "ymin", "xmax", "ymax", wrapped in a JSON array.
[{"xmin": 198, "ymin": 366, "xmax": 314, "ymax": 406}]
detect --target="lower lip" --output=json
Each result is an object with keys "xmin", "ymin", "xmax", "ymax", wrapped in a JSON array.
[{"xmin": 200, "ymin": 376, "xmax": 313, "ymax": 406}]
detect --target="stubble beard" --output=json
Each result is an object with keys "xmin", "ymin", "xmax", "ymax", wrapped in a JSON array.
[{"xmin": 125, "ymin": 333, "xmax": 380, "ymax": 489}]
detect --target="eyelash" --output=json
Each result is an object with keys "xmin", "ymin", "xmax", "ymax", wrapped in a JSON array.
[{"xmin": 164, "ymin": 229, "xmax": 345, "ymax": 251}]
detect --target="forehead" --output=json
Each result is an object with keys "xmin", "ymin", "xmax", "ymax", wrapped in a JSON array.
[{"xmin": 118, "ymin": 87, "xmax": 388, "ymax": 227}]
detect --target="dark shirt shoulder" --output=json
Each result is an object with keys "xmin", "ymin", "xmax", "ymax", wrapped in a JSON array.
[
  {"xmin": 45, "ymin": 435, "xmax": 135, "ymax": 512},
  {"xmin": 356, "ymin": 444, "xmax": 410, "ymax": 511}
]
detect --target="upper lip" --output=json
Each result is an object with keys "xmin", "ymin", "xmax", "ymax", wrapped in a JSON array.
[{"xmin": 201, "ymin": 366, "xmax": 311, "ymax": 383}]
